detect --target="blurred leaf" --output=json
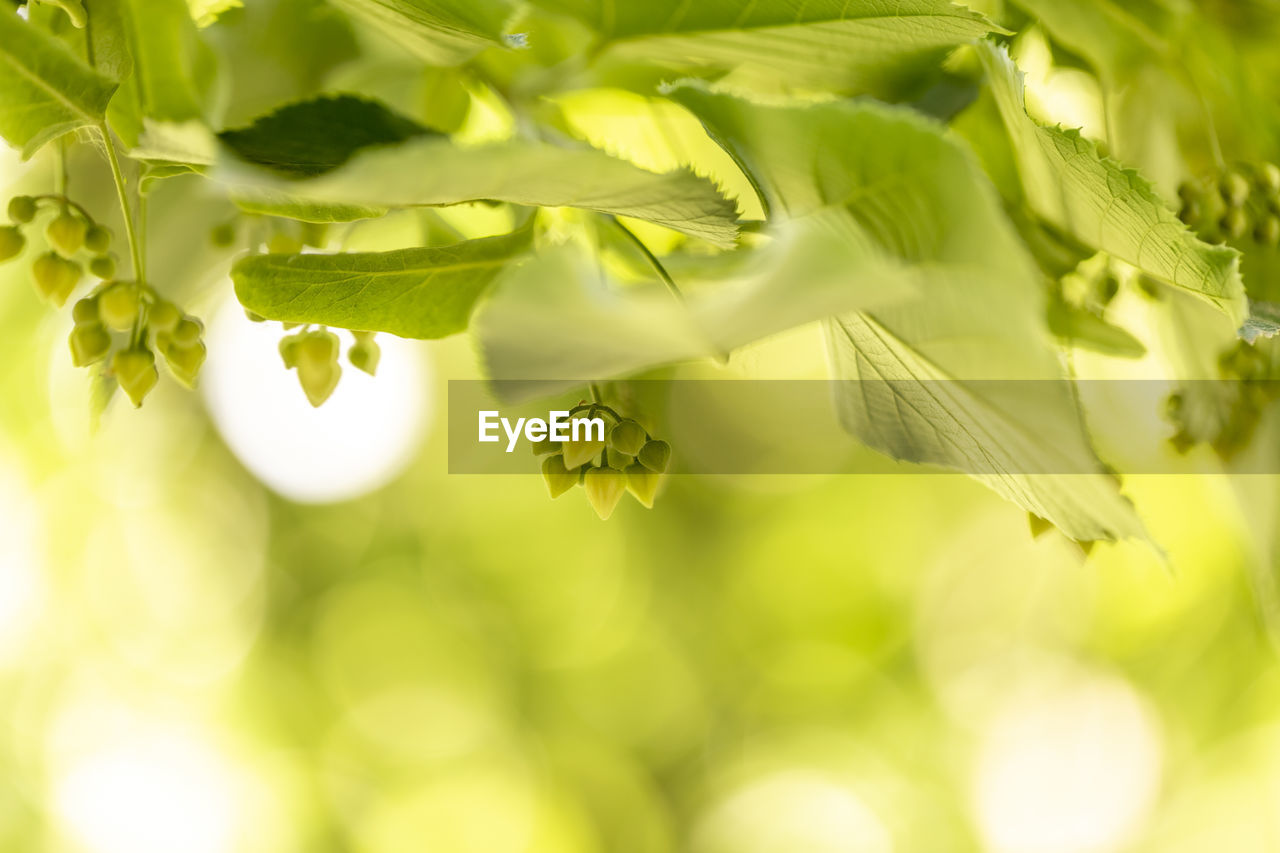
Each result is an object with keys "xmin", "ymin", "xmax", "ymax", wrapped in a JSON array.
[
  {"xmin": 187, "ymin": 0, "xmax": 242, "ymax": 27},
  {"xmin": 329, "ymin": 0, "xmax": 518, "ymax": 65},
  {"xmin": 1047, "ymin": 298, "xmax": 1147, "ymax": 358},
  {"xmin": 674, "ymin": 84, "xmax": 1150, "ymax": 543},
  {"xmin": 224, "ymin": 137, "xmax": 740, "ymax": 244},
  {"xmin": 978, "ymin": 42, "xmax": 1247, "ymax": 325},
  {"xmin": 0, "ymin": 10, "xmax": 117, "ymax": 158},
  {"xmin": 476, "ymin": 208, "xmax": 918, "ymax": 394},
  {"xmin": 533, "ymin": 0, "xmax": 1001, "ymax": 95},
  {"xmin": 96, "ymin": 0, "xmax": 219, "ymax": 147},
  {"xmin": 1008, "ymin": 0, "xmax": 1170, "ymax": 83},
  {"xmin": 232, "ymin": 227, "xmax": 531, "ymax": 338},
  {"xmin": 219, "ymin": 95, "xmax": 434, "ymax": 177}
]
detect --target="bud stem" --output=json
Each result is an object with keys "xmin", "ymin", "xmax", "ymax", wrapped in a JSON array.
[
  {"xmin": 96, "ymin": 121, "xmax": 145, "ymax": 288},
  {"xmin": 609, "ymin": 216, "xmax": 683, "ymax": 303}
]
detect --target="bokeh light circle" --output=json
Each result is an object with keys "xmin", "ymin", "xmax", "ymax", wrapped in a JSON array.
[{"xmin": 203, "ymin": 296, "xmax": 432, "ymax": 502}]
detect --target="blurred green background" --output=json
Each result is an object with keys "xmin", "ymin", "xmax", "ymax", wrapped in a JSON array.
[
  {"xmin": 2, "ymin": 136, "xmax": 1280, "ymax": 851},
  {"xmin": 6, "ymin": 1, "xmax": 1280, "ymax": 851}
]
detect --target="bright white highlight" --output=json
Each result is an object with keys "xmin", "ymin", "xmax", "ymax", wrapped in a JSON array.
[
  {"xmin": 693, "ymin": 771, "xmax": 893, "ymax": 853},
  {"xmin": 53, "ymin": 731, "xmax": 241, "ymax": 853},
  {"xmin": 203, "ymin": 298, "xmax": 432, "ymax": 502},
  {"xmin": 973, "ymin": 673, "xmax": 1163, "ymax": 853}
]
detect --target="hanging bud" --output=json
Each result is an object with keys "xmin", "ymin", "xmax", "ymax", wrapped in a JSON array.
[
  {"xmin": 89, "ymin": 254, "xmax": 116, "ymax": 279},
  {"xmin": 211, "ymin": 223, "xmax": 237, "ymax": 248},
  {"xmin": 608, "ymin": 419, "xmax": 647, "ymax": 456},
  {"xmin": 531, "ymin": 437, "xmax": 560, "ymax": 456},
  {"xmin": 267, "ymin": 233, "xmax": 303, "ymax": 254},
  {"xmin": 46, "ymin": 210, "xmax": 87, "ymax": 256},
  {"xmin": 279, "ymin": 333, "xmax": 302, "ymax": 369},
  {"xmin": 541, "ymin": 453, "xmax": 578, "ymax": 498},
  {"xmin": 1256, "ymin": 216, "xmax": 1280, "ymax": 248},
  {"xmin": 84, "ymin": 225, "xmax": 111, "ymax": 255},
  {"xmin": 583, "ymin": 466, "xmax": 627, "ymax": 520},
  {"xmin": 1221, "ymin": 171, "xmax": 1251, "ymax": 207},
  {"xmin": 562, "ymin": 414, "xmax": 608, "ymax": 468},
  {"xmin": 148, "ymin": 300, "xmax": 182, "ymax": 335},
  {"xmin": 1222, "ymin": 208, "xmax": 1250, "ymax": 241},
  {"xmin": 98, "ymin": 280, "xmax": 141, "ymax": 331},
  {"xmin": 112, "ymin": 346, "xmax": 158, "ymax": 407},
  {"xmin": 1178, "ymin": 200, "xmax": 1201, "ymax": 228},
  {"xmin": 348, "ymin": 338, "xmax": 381, "ymax": 376},
  {"xmin": 606, "ymin": 447, "xmax": 632, "ymax": 470},
  {"xmin": 1097, "ymin": 273, "xmax": 1120, "ymax": 306},
  {"xmin": 637, "ymin": 439, "xmax": 671, "ymax": 473},
  {"xmin": 71, "ymin": 295, "xmax": 100, "ymax": 325},
  {"xmin": 7, "ymin": 196, "xmax": 36, "ymax": 224},
  {"xmin": 0, "ymin": 225, "xmax": 25, "ymax": 262},
  {"xmin": 161, "ymin": 339, "xmax": 207, "ymax": 388},
  {"xmin": 172, "ymin": 317, "xmax": 204, "ymax": 347},
  {"xmin": 69, "ymin": 323, "xmax": 111, "ymax": 367},
  {"xmin": 295, "ymin": 330, "xmax": 342, "ymax": 407},
  {"xmin": 1259, "ymin": 163, "xmax": 1280, "ymax": 195},
  {"xmin": 31, "ymin": 252, "xmax": 81, "ymax": 306},
  {"xmin": 625, "ymin": 463, "xmax": 661, "ymax": 509}
]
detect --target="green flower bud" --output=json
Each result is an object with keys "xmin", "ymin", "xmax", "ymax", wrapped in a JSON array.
[
  {"xmin": 267, "ymin": 233, "xmax": 303, "ymax": 254},
  {"xmin": 295, "ymin": 331, "xmax": 342, "ymax": 407},
  {"xmin": 1221, "ymin": 171, "xmax": 1251, "ymax": 207},
  {"xmin": 98, "ymin": 280, "xmax": 141, "ymax": 331},
  {"xmin": 1257, "ymin": 216, "xmax": 1280, "ymax": 247},
  {"xmin": 608, "ymin": 419, "xmax": 647, "ymax": 456},
  {"xmin": 349, "ymin": 339, "xmax": 381, "ymax": 376},
  {"xmin": 637, "ymin": 439, "xmax": 671, "ymax": 473},
  {"xmin": 172, "ymin": 317, "xmax": 203, "ymax": 347},
  {"xmin": 279, "ymin": 334, "xmax": 302, "ymax": 369},
  {"xmin": 625, "ymin": 463, "xmax": 660, "ymax": 509},
  {"xmin": 583, "ymin": 466, "xmax": 627, "ymax": 520},
  {"xmin": 84, "ymin": 224, "xmax": 111, "ymax": 255},
  {"xmin": 7, "ymin": 196, "xmax": 36, "ymax": 224},
  {"xmin": 0, "ymin": 225, "xmax": 25, "ymax": 262},
  {"xmin": 1178, "ymin": 200, "xmax": 1201, "ymax": 228},
  {"xmin": 606, "ymin": 447, "xmax": 632, "ymax": 470},
  {"xmin": 46, "ymin": 211, "xmax": 86, "ymax": 256},
  {"xmin": 112, "ymin": 346, "xmax": 158, "ymax": 407},
  {"xmin": 89, "ymin": 254, "xmax": 116, "ymax": 279},
  {"xmin": 531, "ymin": 437, "xmax": 560, "ymax": 456},
  {"xmin": 211, "ymin": 223, "xmax": 237, "ymax": 248},
  {"xmin": 1177, "ymin": 182, "xmax": 1201, "ymax": 204},
  {"xmin": 31, "ymin": 252, "xmax": 81, "ymax": 306},
  {"xmin": 1223, "ymin": 208, "xmax": 1251, "ymax": 241},
  {"xmin": 72, "ymin": 295, "xmax": 100, "ymax": 325},
  {"xmin": 162, "ymin": 339, "xmax": 207, "ymax": 388},
  {"xmin": 1259, "ymin": 163, "xmax": 1280, "ymax": 194},
  {"xmin": 148, "ymin": 300, "xmax": 182, "ymax": 335},
  {"xmin": 562, "ymin": 436, "xmax": 606, "ymax": 469},
  {"xmin": 541, "ymin": 453, "xmax": 578, "ymax": 498},
  {"xmin": 1097, "ymin": 273, "xmax": 1120, "ymax": 306},
  {"xmin": 69, "ymin": 323, "xmax": 111, "ymax": 367}
]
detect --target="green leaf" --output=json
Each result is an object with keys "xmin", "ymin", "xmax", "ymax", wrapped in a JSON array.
[
  {"xmin": 0, "ymin": 10, "xmax": 117, "ymax": 159},
  {"xmin": 222, "ymin": 137, "xmax": 740, "ymax": 245},
  {"xmin": 475, "ymin": 208, "xmax": 918, "ymax": 394},
  {"xmin": 95, "ymin": 0, "xmax": 219, "ymax": 147},
  {"xmin": 977, "ymin": 42, "xmax": 1247, "ymax": 325},
  {"xmin": 532, "ymin": 0, "xmax": 1001, "ymax": 95},
  {"xmin": 328, "ymin": 0, "xmax": 518, "ymax": 65},
  {"xmin": 674, "ymin": 84, "xmax": 1149, "ymax": 544},
  {"xmin": 1047, "ymin": 298, "xmax": 1147, "ymax": 359},
  {"xmin": 231, "ymin": 228, "xmax": 531, "ymax": 338},
  {"xmin": 219, "ymin": 95, "xmax": 434, "ymax": 177}
]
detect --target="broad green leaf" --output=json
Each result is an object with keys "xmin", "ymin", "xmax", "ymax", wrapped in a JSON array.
[
  {"xmin": 0, "ymin": 10, "xmax": 117, "ymax": 159},
  {"xmin": 219, "ymin": 95, "xmax": 433, "ymax": 177},
  {"xmin": 475, "ymin": 208, "xmax": 918, "ymax": 394},
  {"xmin": 532, "ymin": 0, "xmax": 1001, "ymax": 95},
  {"xmin": 328, "ymin": 0, "xmax": 517, "ymax": 65},
  {"xmin": 222, "ymin": 137, "xmax": 740, "ymax": 245},
  {"xmin": 231, "ymin": 228, "xmax": 531, "ymax": 338},
  {"xmin": 977, "ymin": 43, "xmax": 1247, "ymax": 325},
  {"xmin": 95, "ymin": 0, "xmax": 219, "ymax": 147},
  {"xmin": 674, "ymin": 85, "xmax": 1149, "ymax": 543}
]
